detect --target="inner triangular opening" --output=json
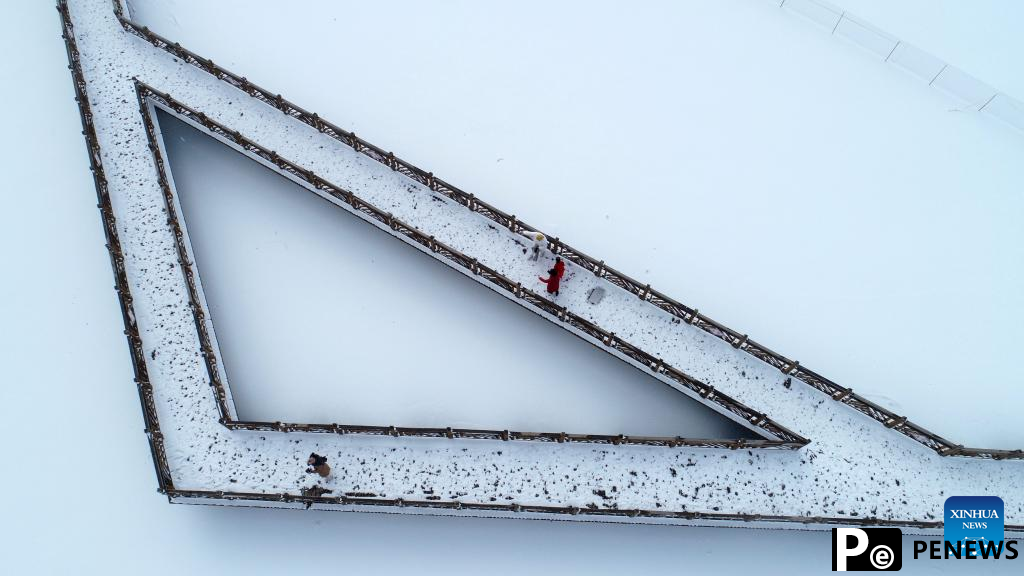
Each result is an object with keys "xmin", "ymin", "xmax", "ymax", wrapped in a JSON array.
[{"xmin": 155, "ymin": 108, "xmax": 755, "ymax": 439}]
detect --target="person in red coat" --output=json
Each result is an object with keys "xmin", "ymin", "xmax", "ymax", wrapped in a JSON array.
[{"xmin": 539, "ymin": 257, "xmax": 565, "ymax": 296}]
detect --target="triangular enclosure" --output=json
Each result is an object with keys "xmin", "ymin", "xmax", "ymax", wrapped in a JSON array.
[
  {"xmin": 54, "ymin": 0, "xmax": 1024, "ymax": 532},
  {"xmin": 153, "ymin": 107, "xmax": 756, "ymax": 439}
]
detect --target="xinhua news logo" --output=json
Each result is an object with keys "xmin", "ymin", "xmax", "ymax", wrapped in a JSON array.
[
  {"xmin": 944, "ymin": 496, "xmax": 1003, "ymax": 558},
  {"xmin": 832, "ymin": 528, "xmax": 902, "ymax": 571}
]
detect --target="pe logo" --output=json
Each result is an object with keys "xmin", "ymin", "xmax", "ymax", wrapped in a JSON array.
[
  {"xmin": 944, "ymin": 496, "xmax": 1004, "ymax": 558},
  {"xmin": 832, "ymin": 528, "xmax": 902, "ymax": 571}
]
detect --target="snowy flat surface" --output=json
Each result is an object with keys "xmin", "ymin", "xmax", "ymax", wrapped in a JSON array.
[
  {"xmin": 159, "ymin": 109, "xmax": 749, "ymax": 438},
  {"xmin": 2, "ymin": 1, "xmax": 1022, "ymax": 574},
  {"xmin": 51, "ymin": 0, "xmax": 1024, "ymax": 536},
  {"xmin": 128, "ymin": 0, "xmax": 1024, "ymax": 449},
  {"xmin": 830, "ymin": 0, "xmax": 1024, "ymax": 99}
]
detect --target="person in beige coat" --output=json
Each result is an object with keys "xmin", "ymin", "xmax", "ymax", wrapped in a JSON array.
[{"xmin": 520, "ymin": 230, "xmax": 546, "ymax": 261}]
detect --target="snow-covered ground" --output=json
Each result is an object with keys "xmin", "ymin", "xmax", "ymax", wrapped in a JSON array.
[
  {"xmin": 158, "ymin": 109, "xmax": 749, "ymax": 438},
  {"xmin": 831, "ymin": 0, "xmax": 1024, "ymax": 99},
  {"xmin": 2, "ymin": 1, "xmax": 1021, "ymax": 574},
  {"xmin": 128, "ymin": 0, "xmax": 1024, "ymax": 449}
]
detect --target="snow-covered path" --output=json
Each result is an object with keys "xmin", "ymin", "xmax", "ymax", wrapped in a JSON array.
[{"xmin": 63, "ymin": 0, "xmax": 1022, "ymax": 531}]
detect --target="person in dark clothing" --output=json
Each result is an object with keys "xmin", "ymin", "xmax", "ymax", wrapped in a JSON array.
[{"xmin": 306, "ymin": 452, "xmax": 331, "ymax": 478}]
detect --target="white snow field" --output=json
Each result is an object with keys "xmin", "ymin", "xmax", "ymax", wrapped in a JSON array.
[
  {"xmin": 157, "ymin": 108, "xmax": 750, "ymax": 438},
  {"xmin": 128, "ymin": 0, "xmax": 1024, "ymax": 449},
  {"xmin": 831, "ymin": 0, "xmax": 1024, "ymax": 100},
  {"xmin": 1, "ymin": 1, "xmax": 1021, "ymax": 574}
]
